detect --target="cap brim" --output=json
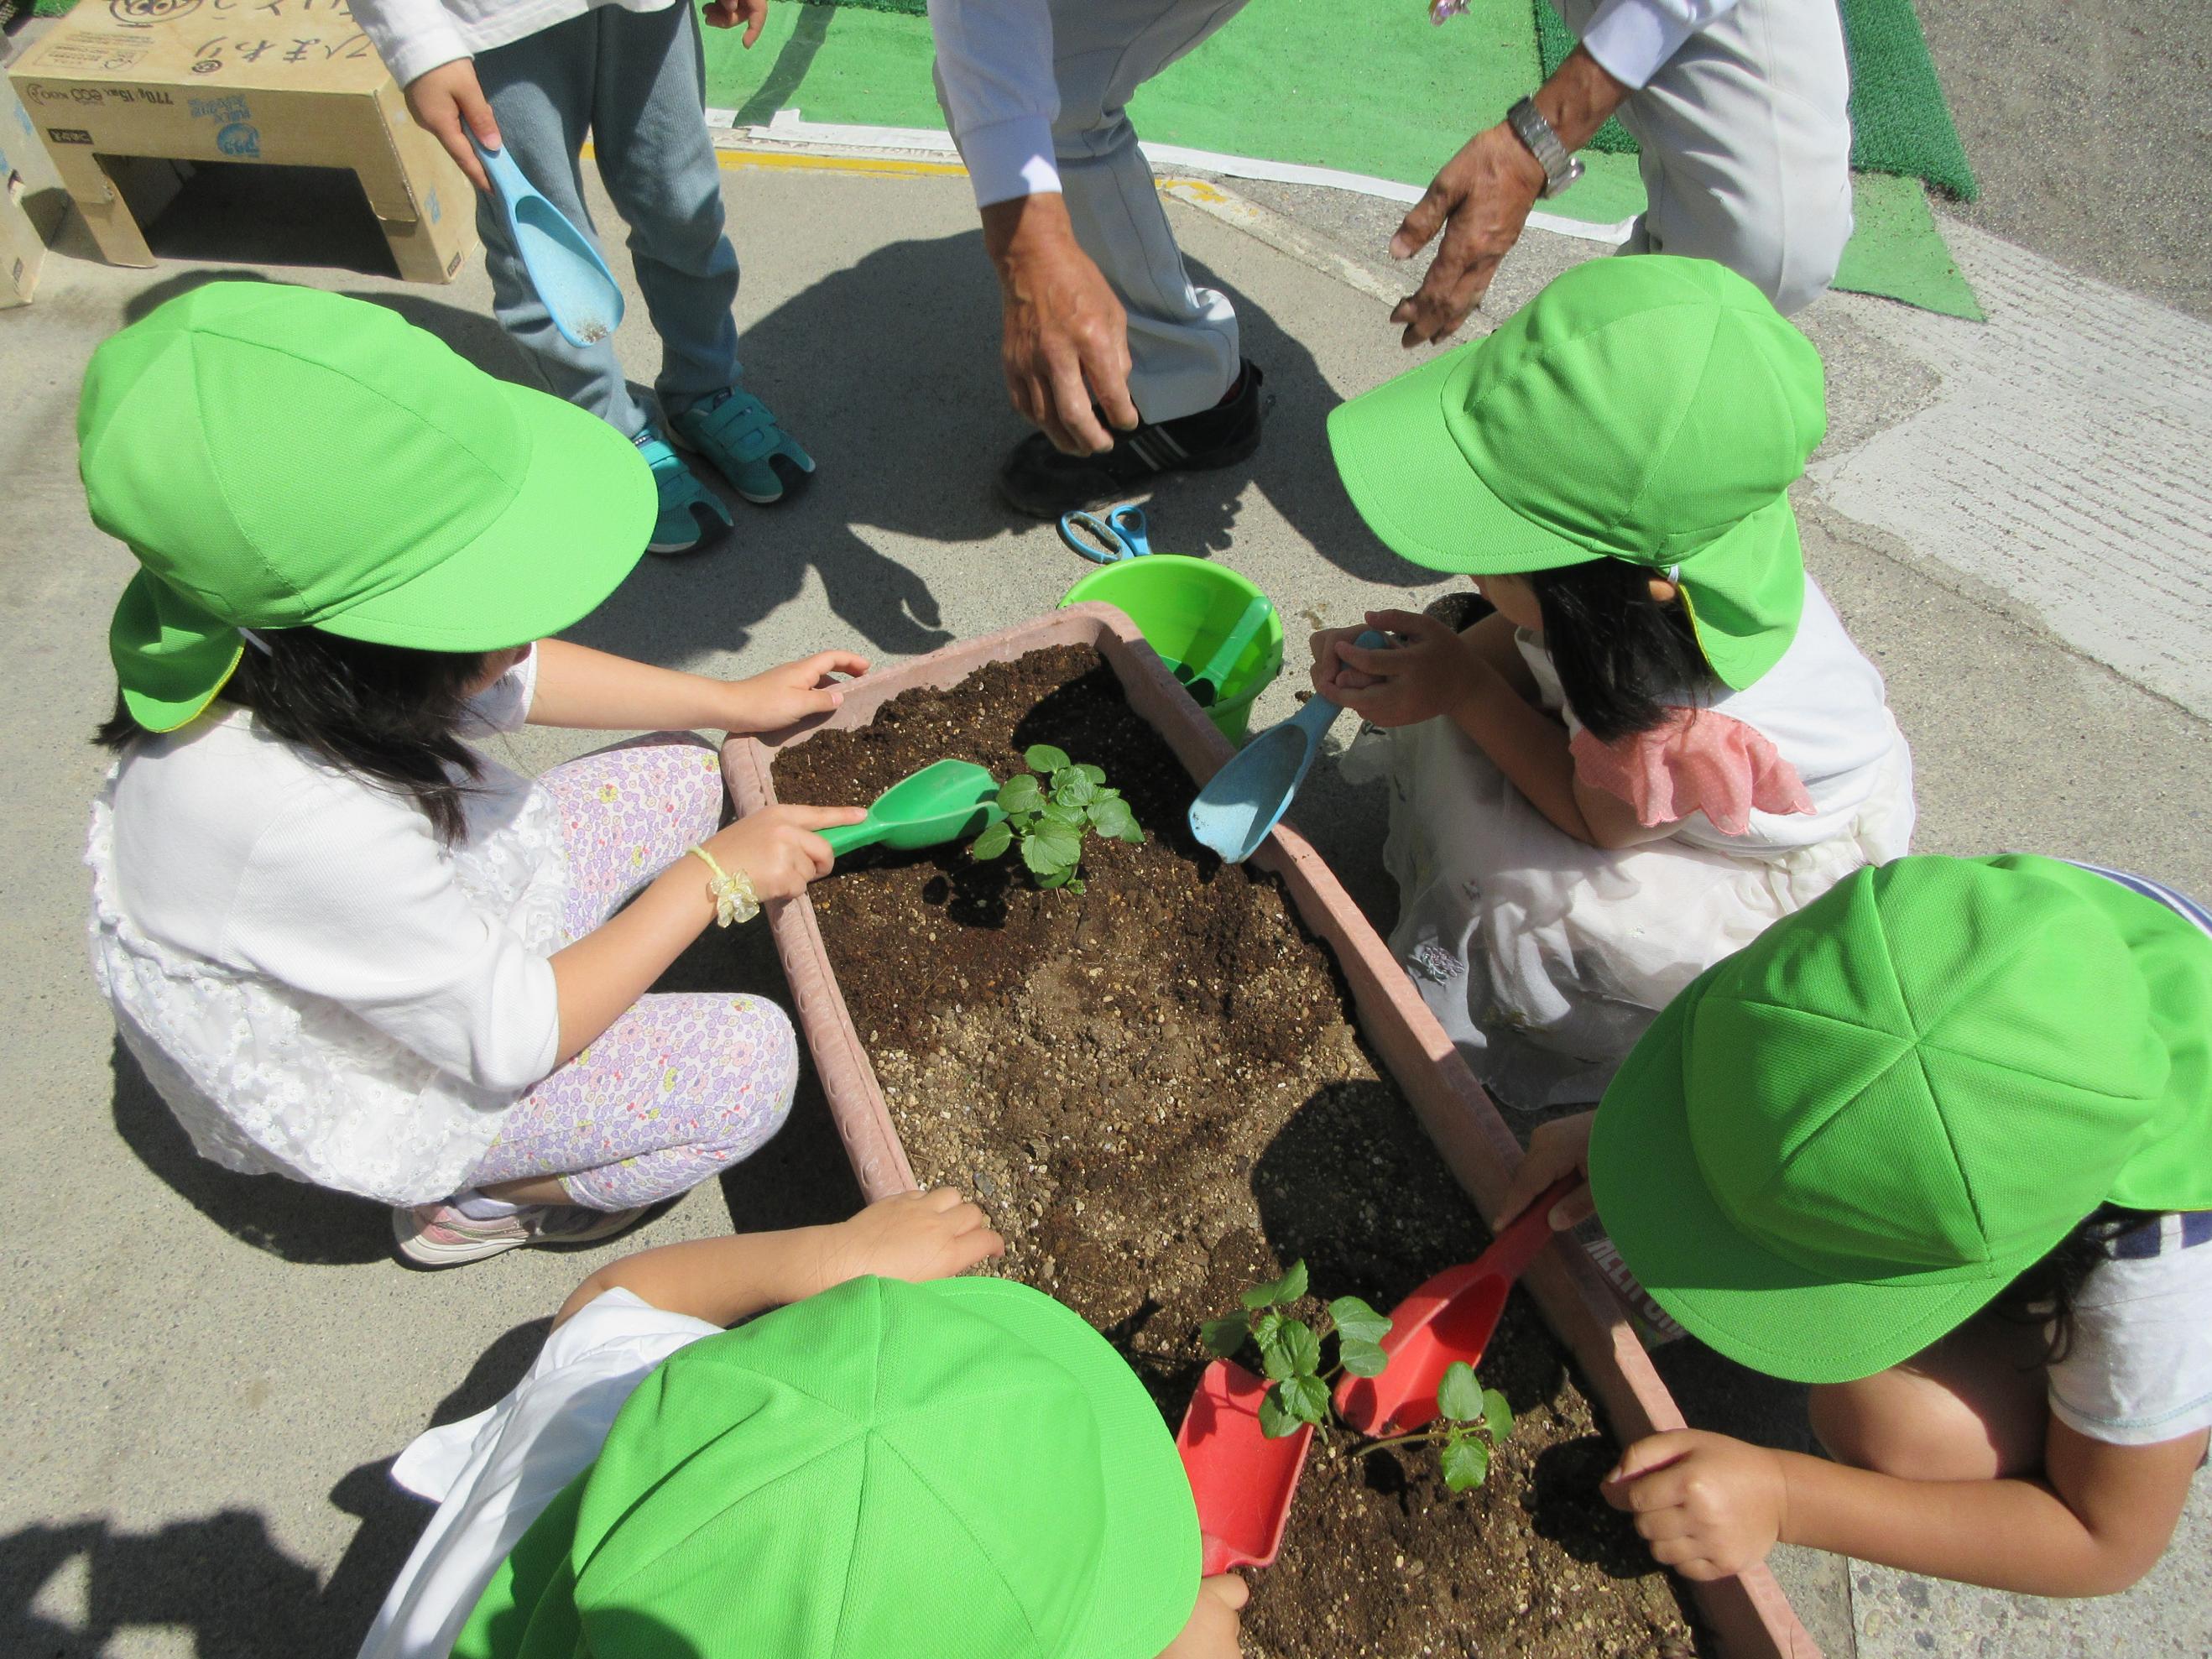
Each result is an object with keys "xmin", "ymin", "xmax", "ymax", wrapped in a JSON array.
[
  {"xmin": 931, "ymin": 1277, "xmax": 1203, "ymax": 1659},
  {"xmin": 1327, "ymin": 342, "xmax": 1592, "ymax": 576},
  {"xmin": 317, "ymin": 384, "xmax": 652, "ymax": 651},
  {"xmin": 1589, "ymin": 981, "xmax": 2024, "ymax": 1385}
]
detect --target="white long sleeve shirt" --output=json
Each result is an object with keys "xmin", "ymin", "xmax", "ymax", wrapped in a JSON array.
[
  {"xmin": 85, "ymin": 653, "xmax": 571, "ymax": 1206},
  {"xmin": 928, "ymin": 0, "xmax": 1740, "ymax": 206},
  {"xmin": 350, "ymin": 0, "xmax": 675, "ymax": 91}
]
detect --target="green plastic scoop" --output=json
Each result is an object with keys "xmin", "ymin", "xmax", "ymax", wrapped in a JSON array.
[{"xmin": 818, "ymin": 760, "xmax": 1004, "ymax": 857}]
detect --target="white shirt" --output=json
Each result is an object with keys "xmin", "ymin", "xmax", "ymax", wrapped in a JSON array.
[
  {"xmin": 351, "ymin": 0, "xmax": 674, "ymax": 91},
  {"xmin": 927, "ymin": 0, "xmax": 1740, "ymax": 207},
  {"xmin": 85, "ymin": 652, "xmax": 569, "ymax": 1207},
  {"xmin": 360, "ymin": 1291, "xmax": 722, "ymax": 1659},
  {"xmin": 2048, "ymin": 1213, "xmax": 2212, "ymax": 1449}
]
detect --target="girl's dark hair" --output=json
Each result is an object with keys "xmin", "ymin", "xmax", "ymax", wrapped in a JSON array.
[
  {"xmin": 1987, "ymin": 1203, "xmax": 2159, "ymax": 1365},
  {"xmin": 96, "ymin": 629, "xmax": 493, "ymax": 845},
  {"xmin": 1529, "ymin": 559, "xmax": 1717, "ymax": 742}
]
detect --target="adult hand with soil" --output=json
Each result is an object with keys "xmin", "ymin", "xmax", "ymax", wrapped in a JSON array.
[
  {"xmin": 1156, "ymin": 1573, "xmax": 1248, "ymax": 1658},
  {"xmin": 1491, "ymin": 1109, "xmax": 1597, "ymax": 1233},
  {"xmin": 1388, "ymin": 46, "xmax": 1630, "ymax": 346},
  {"xmin": 701, "ymin": 0, "xmax": 770, "ymax": 44},
  {"xmin": 1309, "ymin": 610, "xmax": 1474, "ymax": 727},
  {"xmin": 404, "ymin": 58, "xmax": 500, "ymax": 194},
  {"xmin": 722, "ymin": 650, "xmax": 871, "ymax": 732},
  {"xmin": 806, "ymin": 1187, "xmax": 1006, "ymax": 1291},
  {"xmin": 982, "ymin": 194, "xmax": 1140, "ymax": 456},
  {"xmin": 1603, "ymin": 1430, "xmax": 1790, "ymax": 1580}
]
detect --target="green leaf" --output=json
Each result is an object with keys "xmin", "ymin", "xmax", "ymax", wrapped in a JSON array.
[
  {"xmin": 1039, "ymin": 801, "xmax": 1086, "ymax": 828},
  {"xmin": 1023, "ymin": 743, "xmax": 1071, "ymax": 773},
  {"xmin": 1053, "ymin": 769, "xmax": 1098, "ymax": 807},
  {"xmin": 1482, "ymin": 1388, "xmax": 1515, "ymax": 1446},
  {"xmin": 1328, "ymin": 1296, "xmax": 1392, "ymax": 1346},
  {"xmin": 1077, "ymin": 764, "xmax": 1106, "ymax": 784},
  {"xmin": 1086, "ymin": 797, "xmax": 1137, "ymax": 840},
  {"xmin": 1117, "ymin": 822, "xmax": 1146, "ymax": 845},
  {"xmin": 1200, "ymin": 1313, "xmax": 1249, "ymax": 1357},
  {"xmin": 1093, "ymin": 785, "xmax": 1121, "ymax": 800},
  {"xmin": 969, "ymin": 821, "xmax": 1012, "ymax": 860},
  {"xmin": 1279, "ymin": 1374, "xmax": 1331, "ymax": 1427},
  {"xmin": 1441, "ymin": 1435, "xmax": 1491, "ymax": 1491},
  {"xmin": 1022, "ymin": 823, "xmax": 1082, "ymax": 876},
  {"xmin": 1274, "ymin": 1319, "xmax": 1322, "ymax": 1379},
  {"xmin": 1436, "ymin": 1361, "xmax": 1483, "ymax": 1423},
  {"xmin": 1067, "ymin": 877, "xmax": 1086, "ymax": 895},
  {"xmin": 1257, "ymin": 1386, "xmax": 1303, "ymax": 1440},
  {"xmin": 1239, "ymin": 1260, "xmax": 1309, "ymax": 1311},
  {"xmin": 997, "ymin": 774, "xmax": 1041, "ymax": 811},
  {"xmin": 1036, "ymin": 869, "xmax": 1071, "ymax": 889},
  {"xmin": 1250, "ymin": 1309, "xmax": 1282, "ymax": 1348},
  {"xmin": 1337, "ymin": 1338, "xmax": 1388, "ymax": 1378}
]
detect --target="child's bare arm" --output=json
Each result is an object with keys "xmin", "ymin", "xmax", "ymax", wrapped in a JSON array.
[
  {"xmin": 526, "ymin": 638, "xmax": 868, "ymax": 735},
  {"xmin": 1461, "ymin": 609, "xmax": 1539, "ymax": 703},
  {"xmin": 1608, "ymin": 1421, "xmax": 2208, "ymax": 1597},
  {"xmin": 553, "ymin": 1189, "xmax": 1005, "ymax": 1330}
]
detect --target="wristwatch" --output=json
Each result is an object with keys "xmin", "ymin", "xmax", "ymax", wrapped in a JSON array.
[{"xmin": 1506, "ymin": 97, "xmax": 1583, "ymax": 199}]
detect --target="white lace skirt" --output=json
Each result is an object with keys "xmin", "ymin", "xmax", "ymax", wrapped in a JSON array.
[{"xmin": 1353, "ymin": 716, "xmax": 1916, "ymax": 1110}]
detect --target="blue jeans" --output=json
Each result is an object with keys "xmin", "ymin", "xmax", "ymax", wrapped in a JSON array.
[{"xmin": 473, "ymin": 1, "xmax": 740, "ymax": 438}]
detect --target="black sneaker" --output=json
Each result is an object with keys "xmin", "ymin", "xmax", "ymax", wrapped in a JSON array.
[{"xmin": 996, "ymin": 361, "xmax": 1267, "ymax": 519}]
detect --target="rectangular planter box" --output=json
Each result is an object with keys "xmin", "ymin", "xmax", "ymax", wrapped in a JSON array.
[{"xmin": 724, "ymin": 603, "xmax": 1818, "ymax": 1659}]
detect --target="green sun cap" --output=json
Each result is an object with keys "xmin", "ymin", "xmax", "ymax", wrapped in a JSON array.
[
  {"xmin": 456, "ymin": 1275, "xmax": 1203, "ymax": 1659},
  {"xmin": 1326, "ymin": 256, "xmax": 1825, "ymax": 689},
  {"xmin": 79, "ymin": 282, "xmax": 654, "ymax": 732},
  {"xmin": 1589, "ymin": 854, "xmax": 2212, "ymax": 1385}
]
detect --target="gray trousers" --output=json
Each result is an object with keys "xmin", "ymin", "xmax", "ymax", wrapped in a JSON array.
[
  {"xmin": 1010, "ymin": 0, "xmax": 1852, "ymax": 425},
  {"xmin": 474, "ymin": 1, "xmax": 740, "ymax": 439}
]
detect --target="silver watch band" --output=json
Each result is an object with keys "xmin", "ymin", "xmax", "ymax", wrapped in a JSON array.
[{"xmin": 1507, "ymin": 96, "xmax": 1585, "ymax": 199}]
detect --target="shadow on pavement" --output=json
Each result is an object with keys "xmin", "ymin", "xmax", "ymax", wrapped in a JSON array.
[{"xmin": 0, "ymin": 1316, "xmax": 552, "ymax": 1657}]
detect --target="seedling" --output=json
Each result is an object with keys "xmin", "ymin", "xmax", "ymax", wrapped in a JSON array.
[
  {"xmin": 969, "ymin": 744, "xmax": 1143, "ymax": 894},
  {"xmin": 1203, "ymin": 1260, "xmax": 1515, "ymax": 1492}
]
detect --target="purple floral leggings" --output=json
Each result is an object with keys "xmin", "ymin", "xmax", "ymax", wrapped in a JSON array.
[{"xmin": 464, "ymin": 735, "xmax": 798, "ymax": 1211}]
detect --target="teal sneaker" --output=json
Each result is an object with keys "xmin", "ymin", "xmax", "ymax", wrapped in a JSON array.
[
  {"xmin": 671, "ymin": 383, "xmax": 816, "ymax": 504},
  {"xmin": 634, "ymin": 429, "xmax": 733, "ymax": 556}
]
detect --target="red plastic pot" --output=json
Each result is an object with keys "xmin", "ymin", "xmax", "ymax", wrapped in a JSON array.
[{"xmin": 723, "ymin": 603, "xmax": 1819, "ymax": 1657}]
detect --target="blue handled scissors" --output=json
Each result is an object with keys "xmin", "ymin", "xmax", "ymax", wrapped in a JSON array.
[{"xmin": 1057, "ymin": 503, "xmax": 1153, "ymax": 564}]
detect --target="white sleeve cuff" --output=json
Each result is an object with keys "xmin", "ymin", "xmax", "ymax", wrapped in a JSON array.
[
  {"xmin": 1577, "ymin": 0, "xmax": 1722, "ymax": 90},
  {"xmin": 376, "ymin": 26, "xmax": 473, "ymax": 94},
  {"xmin": 956, "ymin": 114, "xmax": 1063, "ymax": 208}
]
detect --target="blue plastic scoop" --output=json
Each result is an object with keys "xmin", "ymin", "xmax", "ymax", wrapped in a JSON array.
[
  {"xmin": 470, "ymin": 136, "xmax": 623, "ymax": 350},
  {"xmin": 1187, "ymin": 630, "xmax": 1386, "ymax": 863}
]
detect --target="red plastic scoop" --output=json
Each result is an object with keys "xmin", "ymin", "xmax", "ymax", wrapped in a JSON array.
[
  {"xmin": 1333, "ymin": 1176, "xmax": 1581, "ymax": 1436},
  {"xmin": 1175, "ymin": 1359, "xmax": 1315, "ymax": 1574}
]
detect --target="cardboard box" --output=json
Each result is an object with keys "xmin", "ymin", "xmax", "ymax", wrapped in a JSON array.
[
  {"xmin": 0, "ymin": 58, "xmax": 67, "ymax": 305},
  {"xmin": 7, "ymin": 0, "xmax": 474, "ymax": 283}
]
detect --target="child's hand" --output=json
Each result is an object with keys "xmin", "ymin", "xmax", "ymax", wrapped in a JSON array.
[
  {"xmin": 811, "ymin": 1188, "xmax": 1006, "ymax": 1291},
  {"xmin": 702, "ymin": 0, "xmax": 770, "ymax": 44},
  {"xmin": 701, "ymin": 803, "xmax": 864, "ymax": 901},
  {"xmin": 1309, "ymin": 609, "xmax": 1475, "ymax": 728},
  {"xmin": 1489, "ymin": 1109, "xmax": 1597, "ymax": 1232},
  {"xmin": 723, "ymin": 650, "xmax": 869, "ymax": 733},
  {"xmin": 1602, "ymin": 1430, "xmax": 1790, "ymax": 1581},
  {"xmin": 1156, "ymin": 1574, "xmax": 1248, "ymax": 1658},
  {"xmin": 404, "ymin": 59, "xmax": 499, "ymax": 192}
]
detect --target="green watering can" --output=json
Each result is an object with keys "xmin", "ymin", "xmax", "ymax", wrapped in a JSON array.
[{"xmin": 818, "ymin": 760, "xmax": 1005, "ymax": 858}]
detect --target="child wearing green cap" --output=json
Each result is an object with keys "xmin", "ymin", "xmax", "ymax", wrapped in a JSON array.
[
  {"xmin": 360, "ymin": 1187, "xmax": 1250, "ymax": 1659},
  {"xmin": 1315, "ymin": 256, "xmax": 1914, "ymax": 1109},
  {"xmin": 1494, "ymin": 854, "xmax": 2212, "ymax": 1598},
  {"xmin": 81, "ymin": 283, "xmax": 872, "ymax": 1266}
]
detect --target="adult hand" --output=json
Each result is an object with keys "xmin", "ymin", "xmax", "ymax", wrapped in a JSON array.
[
  {"xmin": 701, "ymin": 0, "xmax": 770, "ymax": 45},
  {"xmin": 1490, "ymin": 1110, "xmax": 1597, "ymax": 1232},
  {"xmin": 725, "ymin": 650, "xmax": 869, "ymax": 732},
  {"xmin": 1604, "ymin": 1431, "xmax": 1791, "ymax": 1581},
  {"xmin": 1387, "ymin": 123, "xmax": 1547, "ymax": 347},
  {"xmin": 1156, "ymin": 1574, "xmax": 1248, "ymax": 1659},
  {"xmin": 811, "ymin": 1187, "xmax": 1006, "ymax": 1290},
  {"xmin": 702, "ymin": 802, "xmax": 864, "ymax": 902},
  {"xmin": 982, "ymin": 194, "xmax": 1139, "ymax": 456},
  {"xmin": 1308, "ymin": 609, "xmax": 1472, "ymax": 728},
  {"xmin": 405, "ymin": 59, "xmax": 500, "ymax": 194}
]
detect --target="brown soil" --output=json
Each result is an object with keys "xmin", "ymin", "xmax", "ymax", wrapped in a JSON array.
[{"xmin": 774, "ymin": 646, "xmax": 1704, "ymax": 1659}]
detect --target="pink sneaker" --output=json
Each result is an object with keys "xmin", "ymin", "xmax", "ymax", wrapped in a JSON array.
[{"xmin": 392, "ymin": 1199, "xmax": 648, "ymax": 1267}]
